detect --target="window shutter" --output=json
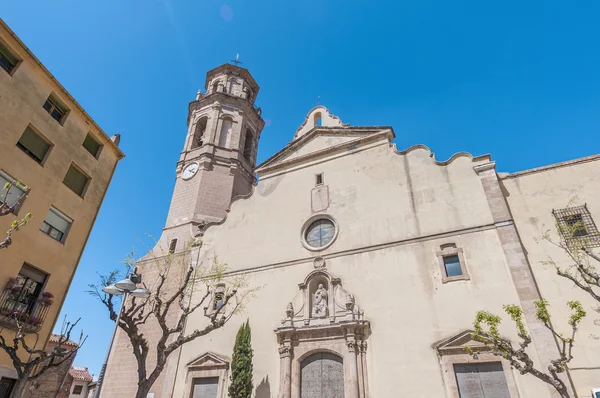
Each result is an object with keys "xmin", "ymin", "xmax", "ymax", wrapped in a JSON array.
[
  {"xmin": 63, "ymin": 166, "xmax": 89, "ymax": 196},
  {"xmin": 477, "ymin": 362, "xmax": 510, "ymax": 397},
  {"xmin": 44, "ymin": 207, "xmax": 72, "ymax": 233},
  {"xmin": 455, "ymin": 364, "xmax": 484, "ymax": 397},
  {"xmin": 19, "ymin": 127, "xmax": 50, "ymax": 160},
  {"xmin": 0, "ymin": 172, "xmax": 26, "ymax": 208},
  {"xmin": 191, "ymin": 377, "xmax": 218, "ymax": 398},
  {"xmin": 454, "ymin": 363, "xmax": 510, "ymax": 398},
  {"xmin": 82, "ymin": 134, "xmax": 101, "ymax": 157}
]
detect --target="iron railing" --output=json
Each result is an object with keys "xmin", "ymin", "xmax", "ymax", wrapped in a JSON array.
[{"xmin": 0, "ymin": 289, "xmax": 51, "ymax": 333}]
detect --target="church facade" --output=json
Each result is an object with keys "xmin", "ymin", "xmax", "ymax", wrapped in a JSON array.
[{"xmin": 101, "ymin": 63, "xmax": 600, "ymax": 398}]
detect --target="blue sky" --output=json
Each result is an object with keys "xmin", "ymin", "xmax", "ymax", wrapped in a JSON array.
[{"xmin": 4, "ymin": 0, "xmax": 600, "ymax": 378}]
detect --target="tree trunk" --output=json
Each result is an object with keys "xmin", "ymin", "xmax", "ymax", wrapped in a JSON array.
[
  {"xmin": 10, "ymin": 376, "xmax": 29, "ymax": 398},
  {"xmin": 135, "ymin": 382, "xmax": 152, "ymax": 398}
]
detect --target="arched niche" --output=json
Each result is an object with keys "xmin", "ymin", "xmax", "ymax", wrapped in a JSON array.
[
  {"xmin": 218, "ymin": 117, "xmax": 233, "ymax": 148},
  {"xmin": 307, "ymin": 272, "xmax": 328, "ymax": 319},
  {"xmin": 192, "ymin": 117, "xmax": 208, "ymax": 149}
]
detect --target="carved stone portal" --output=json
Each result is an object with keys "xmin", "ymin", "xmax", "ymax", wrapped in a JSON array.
[{"xmin": 275, "ymin": 269, "xmax": 370, "ymax": 398}]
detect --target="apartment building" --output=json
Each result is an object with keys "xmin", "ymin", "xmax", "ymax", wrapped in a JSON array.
[{"xmin": 0, "ymin": 18, "xmax": 123, "ymax": 396}]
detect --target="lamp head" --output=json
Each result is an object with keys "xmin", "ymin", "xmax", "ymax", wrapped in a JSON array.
[
  {"xmin": 102, "ymin": 285, "xmax": 125, "ymax": 296},
  {"xmin": 130, "ymin": 288, "xmax": 151, "ymax": 299},
  {"xmin": 114, "ymin": 278, "xmax": 137, "ymax": 291}
]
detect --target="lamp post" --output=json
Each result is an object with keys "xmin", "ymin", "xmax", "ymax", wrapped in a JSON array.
[{"xmin": 93, "ymin": 271, "xmax": 150, "ymax": 398}]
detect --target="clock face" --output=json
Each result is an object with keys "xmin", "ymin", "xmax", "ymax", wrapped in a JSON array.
[{"xmin": 182, "ymin": 163, "xmax": 199, "ymax": 180}]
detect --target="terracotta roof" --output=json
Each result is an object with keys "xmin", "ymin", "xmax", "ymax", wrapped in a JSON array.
[
  {"xmin": 69, "ymin": 366, "xmax": 93, "ymax": 382},
  {"xmin": 48, "ymin": 334, "xmax": 78, "ymax": 348}
]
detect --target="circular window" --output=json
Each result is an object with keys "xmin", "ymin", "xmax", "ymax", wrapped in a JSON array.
[{"xmin": 304, "ymin": 218, "xmax": 336, "ymax": 249}]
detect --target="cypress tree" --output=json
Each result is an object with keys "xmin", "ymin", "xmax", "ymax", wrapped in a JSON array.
[{"xmin": 229, "ymin": 320, "xmax": 253, "ymax": 398}]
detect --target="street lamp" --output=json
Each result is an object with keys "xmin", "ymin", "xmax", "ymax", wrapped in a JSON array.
[{"xmin": 94, "ymin": 271, "xmax": 150, "ymax": 398}]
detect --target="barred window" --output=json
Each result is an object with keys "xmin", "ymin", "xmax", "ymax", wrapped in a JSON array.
[{"xmin": 553, "ymin": 204, "xmax": 600, "ymax": 248}]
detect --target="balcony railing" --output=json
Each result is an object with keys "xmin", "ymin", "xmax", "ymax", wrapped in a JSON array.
[{"xmin": 0, "ymin": 288, "xmax": 52, "ymax": 333}]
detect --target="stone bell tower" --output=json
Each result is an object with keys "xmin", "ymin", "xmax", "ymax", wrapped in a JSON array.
[{"xmin": 164, "ymin": 63, "xmax": 265, "ymax": 233}]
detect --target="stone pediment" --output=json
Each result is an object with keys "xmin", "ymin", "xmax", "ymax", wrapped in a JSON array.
[
  {"xmin": 435, "ymin": 330, "xmax": 489, "ymax": 356},
  {"xmin": 186, "ymin": 352, "xmax": 230, "ymax": 370},
  {"xmin": 256, "ymin": 127, "xmax": 393, "ymax": 175}
]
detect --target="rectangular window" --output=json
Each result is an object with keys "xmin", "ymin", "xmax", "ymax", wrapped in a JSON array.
[
  {"xmin": 443, "ymin": 255, "xmax": 462, "ymax": 277},
  {"xmin": 0, "ymin": 43, "xmax": 18, "ymax": 74},
  {"xmin": 553, "ymin": 204, "xmax": 600, "ymax": 247},
  {"xmin": 72, "ymin": 385, "xmax": 83, "ymax": 394},
  {"xmin": 0, "ymin": 171, "xmax": 27, "ymax": 212},
  {"xmin": 63, "ymin": 165, "xmax": 90, "ymax": 197},
  {"xmin": 169, "ymin": 239, "xmax": 177, "ymax": 254},
  {"xmin": 13, "ymin": 264, "xmax": 48, "ymax": 316},
  {"xmin": 454, "ymin": 362, "xmax": 510, "ymax": 398},
  {"xmin": 82, "ymin": 133, "xmax": 102, "ymax": 158},
  {"xmin": 191, "ymin": 377, "xmax": 219, "ymax": 398},
  {"xmin": 316, "ymin": 173, "xmax": 324, "ymax": 185},
  {"xmin": 43, "ymin": 95, "xmax": 67, "ymax": 123},
  {"xmin": 40, "ymin": 207, "xmax": 72, "ymax": 243},
  {"xmin": 16, "ymin": 126, "xmax": 51, "ymax": 164},
  {"xmin": 0, "ymin": 377, "xmax": 16, "ymax": 397},
  {"xmin": 564, "ymin": 214, "xmax": 587, "ymax": 237}
]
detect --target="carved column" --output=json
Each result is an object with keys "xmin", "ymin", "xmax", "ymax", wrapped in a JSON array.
[
  {"xmin": 278, "ymin": 344, "xmax": 292, "ymax": 398},
  {"xmin": 360, "ymin": 341, "xmax": 369, "ymax": 398},
  {"xmin": 346, "ymin": 340, "xmax": 360, "ymax": 398},
  {"xmin": 356, "ymin": 340, "xmax": 365, "ymax": 398}
]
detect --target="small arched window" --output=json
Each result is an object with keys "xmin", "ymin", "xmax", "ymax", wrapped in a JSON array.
[
  {"xmin": 314, "ymin": 112, "xmax": 322, "ymax": 127},
  {"xmin": 243, "ymin": 129, "xmax": 253, "ymax": 162},
  {"xmin": 218, "ymin": 118, "xmax": 233, "ymax": 148},
  {"xmin": 192, "ymin": 117, "xmax": 207, "ymax": 149},
  {"xmin": 212, "ymin": 81, "xmax": 220, "ymax": 94},
  {"xmin": 227, "ymin": 78, "xmax": 237, "ymax": 94},
  {"xmin": 245, "ymin": 88, "xmax": 253, "ymax": 102},
  {"xmin": 168, "ymin": 239, "xmax": 177, "ymax": 254}
]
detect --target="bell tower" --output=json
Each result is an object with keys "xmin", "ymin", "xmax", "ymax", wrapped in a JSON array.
[{"xmin": 164, "ymin": 63, "xmax": 265, "ymax": 234}]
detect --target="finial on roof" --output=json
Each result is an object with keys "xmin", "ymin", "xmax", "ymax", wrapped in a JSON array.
[
  {"xmin": 230, "ymin": 54, "xmax": 242, "ymax": 66},
  {"xmin": 110, "ymin": 134, "xmax": 121, "ymax": 146}
]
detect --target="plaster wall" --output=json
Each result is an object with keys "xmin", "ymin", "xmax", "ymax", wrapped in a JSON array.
[
  {"xmin": 0, "ymin": 19, "xmax": 122, "ymax": 378},
  {"xmin": 502, "ymin": 156, "xmax": 600, "ymax": 397},
  {"xmin": 170, "ymin": 142, "xmax": 554, "ymax": 397}
]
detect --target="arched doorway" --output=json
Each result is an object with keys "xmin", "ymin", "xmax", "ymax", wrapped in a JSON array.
[{"xmin": 300, "ymin": 352, "xmax": 344, "ymax": 398}]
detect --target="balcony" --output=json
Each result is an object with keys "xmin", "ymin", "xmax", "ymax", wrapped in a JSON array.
[{"xmin": 0, "ymin": 284, "xmax": 53, "ymax": 334}]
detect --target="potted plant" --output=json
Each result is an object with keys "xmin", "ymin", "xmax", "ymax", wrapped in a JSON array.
[
  {"xmin": 5, "ymin": 277, "xmax": 19, "ymax": 290},
  {"xmin": 40, "ymin": 292, "xmax": 54, "ymax": 306}
]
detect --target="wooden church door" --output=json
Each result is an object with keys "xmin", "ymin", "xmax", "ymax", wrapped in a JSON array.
[{"xmin": 300, "ymin": 352, "xmax": 344, "ymax": 398}]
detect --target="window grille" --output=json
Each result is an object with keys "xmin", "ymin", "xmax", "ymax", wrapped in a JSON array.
[{"xmin": 553, "ymin": 204, "xmax": 600, "ymax": 248}]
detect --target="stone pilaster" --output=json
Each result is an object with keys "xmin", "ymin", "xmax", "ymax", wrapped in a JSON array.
[
  {"xmin": 359, "ymin": 341, "xmax": 369, "ymax": 398},
  {"xmin": 346, "ymin": 339, "xmax": 360, "ymax": 398},
  {"xmin": 474, "ymin": 162, "xmax": 574, "ymax": 397},
  {"xmin": 278, "ymin": 344, "xmax": 292, "ymax": 398}
]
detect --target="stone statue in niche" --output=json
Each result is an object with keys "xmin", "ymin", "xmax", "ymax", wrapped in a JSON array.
[
  {"xmin": 312, "ymin": 284, "xmax": 328, "ymax": 318},
  {"xmin": 345, "ymin": 293, "xmax": 355, "ymax": 311}
]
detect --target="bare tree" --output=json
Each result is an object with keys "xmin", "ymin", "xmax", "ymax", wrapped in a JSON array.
[
  {"xmin": 468, "ymin": 300, "xmax": 585, "ymax": 398},
  {"xmin": 0, "ymin": 179, "xmax": 32, "ymax": 249},
  {"xmin": 88, "ymin": 243, "xmax": 255, "ymax": 398},
  {"xmin": 0, "ymin": 317, "xmax": 87, "ymax": 398}
]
